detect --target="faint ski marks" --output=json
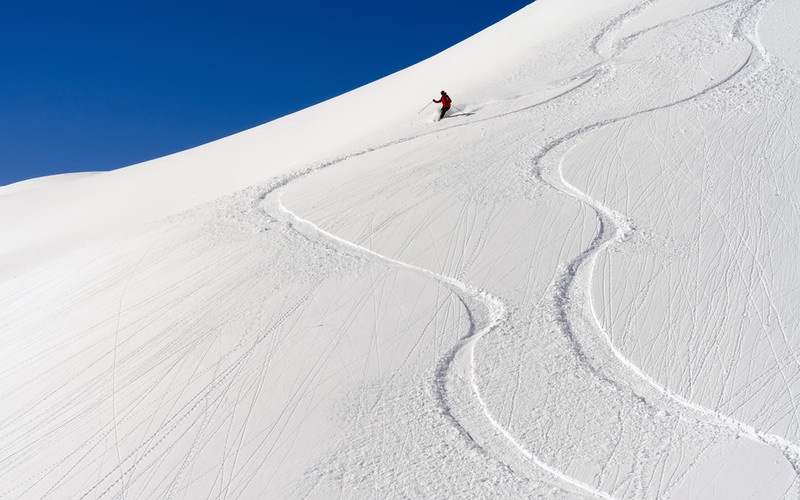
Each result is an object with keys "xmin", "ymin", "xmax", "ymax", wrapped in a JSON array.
[
  {"xmin": 109, "ymin": 233, "xmax": 162, "ymax": 500},
  {"xmin": 74, "ymin": 284, "xmax": 318, "ymax": 499}
]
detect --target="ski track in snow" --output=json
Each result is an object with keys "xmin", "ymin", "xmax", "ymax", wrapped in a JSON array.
[
  {"xmin": 239, "ymin": 79, "xmax": 615, "ymax": 498},
  {"xmin": 275, "ymin": 199, "xmax": 613, "ymax": 499},
  {"xmin": 534, "ymin": 0, "xmax": 800, "ymax": 477},
  {"xmin": 255, "ymin": 0, "xmax": 800, "ymax": 496}
]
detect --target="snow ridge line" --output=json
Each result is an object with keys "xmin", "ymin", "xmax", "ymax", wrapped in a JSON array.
[
  {"xmin": 536, "ymin": 0, "xmax": 800, "ymax": 475},
  {"xmin": 276, "ymin": 196, "xmax": 615, "ymax": 499}
]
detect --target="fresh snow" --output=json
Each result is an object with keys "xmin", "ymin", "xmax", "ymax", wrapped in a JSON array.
[{"xmin": 2, "ymin": 0, "xmax": 800, "ymax": 498}]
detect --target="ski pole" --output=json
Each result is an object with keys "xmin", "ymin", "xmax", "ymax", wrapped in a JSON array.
[
  {"xmin": 418, "ymin": 101, "xmax": 433, "ymax": 114},
  {"xmin": 451, "ymin": 105, "xmax": 465, "ymax": 114}
]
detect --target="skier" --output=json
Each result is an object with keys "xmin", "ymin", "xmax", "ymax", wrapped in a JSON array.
[{"xmin": 433, "ymin": 91, "xmax": 452, "ymax": 120}]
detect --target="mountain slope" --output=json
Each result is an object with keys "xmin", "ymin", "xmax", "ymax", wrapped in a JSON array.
[{"xmin": 2, "ymin": 0, "xmax": 800, "ymax": 498}]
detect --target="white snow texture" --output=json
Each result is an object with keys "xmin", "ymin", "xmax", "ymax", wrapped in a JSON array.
[{"xmin": 2, "ymin": 0, "xmax": 800, "ymax": 498}]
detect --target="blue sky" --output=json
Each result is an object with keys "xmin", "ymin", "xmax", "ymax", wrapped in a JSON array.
[{"xmin": 1, "ymin": 0, "xmax": 533, "ymax": 186}]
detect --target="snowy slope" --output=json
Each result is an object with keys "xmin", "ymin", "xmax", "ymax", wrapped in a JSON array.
[{"xmin": 2, "ymin": 0, "xmax": 800, "ymax": 498}]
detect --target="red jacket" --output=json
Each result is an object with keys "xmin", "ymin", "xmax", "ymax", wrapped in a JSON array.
[{"xmin": 434, "ymin": 94, "xmax": 452, "ymax": 108}]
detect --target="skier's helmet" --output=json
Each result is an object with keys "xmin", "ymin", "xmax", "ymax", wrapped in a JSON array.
[{"xmin": 441, "ymin": 90, "xmax": 446, "ymax": 95}]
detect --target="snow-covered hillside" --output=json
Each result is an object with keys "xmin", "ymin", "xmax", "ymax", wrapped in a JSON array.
[{"xmin": 2, "ymin": 0, "xmax": 800, "ymax": 498}]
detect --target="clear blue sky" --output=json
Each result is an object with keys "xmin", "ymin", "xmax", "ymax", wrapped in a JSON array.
[{"xmin": 0, "ymin": 0, "xmax": 533, "ymax": 186}]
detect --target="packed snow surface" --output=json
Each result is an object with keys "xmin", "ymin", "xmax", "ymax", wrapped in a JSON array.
[{"xmin": 2, "ymin": 0, "xmax": 800, "ymax": 498}]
